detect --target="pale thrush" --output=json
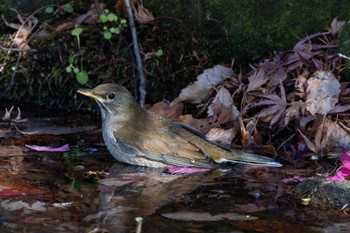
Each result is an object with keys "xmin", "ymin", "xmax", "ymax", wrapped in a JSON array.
[{"xmin": 77, "ymin": 83, "xmax": 282, "ymax": 168}]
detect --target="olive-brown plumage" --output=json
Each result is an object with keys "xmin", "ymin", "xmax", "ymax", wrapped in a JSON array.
[{"xmin": 78, "ymin": 83, "xmax": 282, "ymax": 168}]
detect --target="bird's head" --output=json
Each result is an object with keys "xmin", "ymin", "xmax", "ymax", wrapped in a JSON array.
[{"xmin": 77, "ymin": 83, "xmax": 140, "ymax": 120}]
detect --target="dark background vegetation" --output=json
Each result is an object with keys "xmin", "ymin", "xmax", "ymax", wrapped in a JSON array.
[{"xmin": 1, "ymin": 0, "xmax": 350, "ymax": 108}]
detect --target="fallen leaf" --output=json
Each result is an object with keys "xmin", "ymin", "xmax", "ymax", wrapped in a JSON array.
[
  {"xmin": 327, "ymin": 17, "xmax": 346, "ymax": 35},
  {"xmin": 205, "ymin": 127, "xmax": 237, "ymax": 145},
  {"xmin": 148, "ymin": 100, "xmax": 183, "ymax": 121},
  {"xmin": 246, "ymin": 69, "xmax": 268, "ymax": 93},
  {"xmin": 306, "ymin": 71, "xmax": 341, "ymax": 115},
  {"xmin": 207, "ymin": 86, "xmax": 234, "ymax": 116},
  {"xmin": 133, "ymin": 1, "xmax": 155, "ymax": 23},
  {"xmin": 25, "ymin": 144, "xmax": 70, "ymax": 152},
  {"xmin": 171, "ymin": 65, "xmax": 234, "ymax": 105},
  {"xmin": 248, "ymin": 81, "xmax": 287, "ymax": 127}
]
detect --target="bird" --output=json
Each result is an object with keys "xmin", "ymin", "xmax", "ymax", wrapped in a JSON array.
[{"xmin": 77, "ymin": 83, "xmax": 282, "ymax": 169}]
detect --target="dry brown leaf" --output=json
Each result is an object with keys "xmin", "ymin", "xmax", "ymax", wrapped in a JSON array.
[
  {"xmin": 205, "ymin": 127, "xmax": 238, "ymax": 145},
  {"xmin": 284, "ymin": 100, "xmax": 306, "ymax": 126},
  {"xmin": 179, "ymin": 114, "xmax": 216, "ymax": 134},
  {"xmin": 246, "ymin": 69, "xmax": 268, "ymax": 93},
  {"xmin": 306, "ymin": 71, "xmax": 341, "ymax": 115},
  {"xmin": 133, "ymin": 1, "xmax": 155, "ymax": 24},
  {"xmin": 171, "ymin": 65, "xmax": 234, "ymax": 105},
  {"xmin": 327, "ymin": 17, "xmax": 346, "ymax": 35},
  {"xmin": 148, "ymin": 100, "xmax": 183, "ymax": 121},
  {"xmin": 207, "ymin": 87, "xmax": 233, "ymax": 116},
  {"xmin": 323, "ymin": 118, "xmax": 350, "ymax": 150},
  {"xmin": 298, "ymin": 116, "xmax": 336, "ymax": 157},
  {"xmin": 3, "ymin": 12, "xmax": 37, "ymax": 52}
]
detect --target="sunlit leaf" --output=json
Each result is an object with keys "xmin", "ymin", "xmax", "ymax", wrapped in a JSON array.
[
  {"xmin": 103, "ymin": 31, "xmax": 112, "ymax": 39},
  {"xmin": 63, "ymin": 5, "xmax": 74, "ymax": 13},
  {"xmin": 45, "ymin": 7, "xmax": 54, "ymax": 14},
  {"xmin": 71, "ymin": 27, "xmax": 83, "ymax": 37},
  {"xmin": 76, "ymin": 71, "xmax": 88, "ymax": 84},
  {"xmin": 156, "ymin": 49, "xmax": 164, "ymax": 57},
  {"xmin": 99, "ymin": 14, "xmax": 108, "ymax": 23},
  {"xmin": 107, "ymin": 13, "xmax": 118, "ymax": 22}
]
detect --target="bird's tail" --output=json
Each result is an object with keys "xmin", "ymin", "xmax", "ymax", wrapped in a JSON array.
[{"xmin": 216, "ymin": 150, "xmax": 282, "ymax": 167}]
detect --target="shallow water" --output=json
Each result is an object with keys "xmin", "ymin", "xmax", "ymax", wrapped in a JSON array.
[{"xmin": 0, "ymin": 113, "xmax": 349, "ymax": 233}]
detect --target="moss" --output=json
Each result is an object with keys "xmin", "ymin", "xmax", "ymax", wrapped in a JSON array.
[{"xmin": 1, "ymin": 0, "xmax": 350, "ymax": 106}]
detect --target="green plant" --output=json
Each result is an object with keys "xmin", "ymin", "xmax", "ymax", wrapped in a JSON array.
[
  {"xmin": 99, "ymin": 9, "xmax": 127, "ymax": 40},
  {"xmin": 65, "ymin": 27, "xmax": 89, "ymax": 85}
]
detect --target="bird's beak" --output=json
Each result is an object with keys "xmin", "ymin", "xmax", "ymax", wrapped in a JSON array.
[{"xmin": 77, "ymin": 88, "xmax": 98, "ymax": 100}]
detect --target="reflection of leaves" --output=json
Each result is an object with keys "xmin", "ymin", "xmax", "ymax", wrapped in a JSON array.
[
  {"xmin": 1, "ymin": 200, "xmax": 46, "ymax": 211},
  {"xmin": 249, "ymin": 82, "xmax": 287, "ymax": 127},
  {"xmin": 161, "ymin": 211, "xmax": 258, "ymax": 221}
]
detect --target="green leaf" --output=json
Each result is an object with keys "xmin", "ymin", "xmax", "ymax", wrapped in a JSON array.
[
  {"xmin": 107, "ymin": 13, "xmax": 118, "ymax": 22},
  {"xmin": 103, "ymin": 31, "xmax": 112, "ymax": 40},
  {"xmin": 68, "ymin": 55, "xmax": 74, "ymax": 64},
  {"xmin": 66, "ymin": 66, "xmax": 72, "ymax": 73},
  {"xmin": 76, "ymin": 71, "xmax": 88, "ymax": 85},
  {"xmin": 71, "ymin": 27, "xmax": 83, "ymax": 37},
  {"xmin": 120, "ymin": 19, "xmax": 127, "ymax": 24},
  {"xmin": 109, "ymin": 27, "xmax": 116, "ymax": 33},
  {"xmin": 73, "ymin": 68, "xmax": 79, "ymax": 74},
  {"xmin": 103, "ymin": 26, "xmax": 108, "ymax": 30},
  {"xmin": 45, "ymin": 7, "xmax": 54, "ymax": 14},
  {"xmin": 156, "ymin": 49, "xmax": 164, "ymax": 57},
  {"xmin": 99, "ymin": 14, "xmax": 108, "ymax": 23},
  {"xmin": 104, "ymin": 9, "xmax": 109, "ymax": 14},
  {"xmin": 63, "ymin": 5, "xmax": 74, "ymax": 13},
  {"xmin": 114, "ymin": 27, "xmax": 121, "ymax": 34}
]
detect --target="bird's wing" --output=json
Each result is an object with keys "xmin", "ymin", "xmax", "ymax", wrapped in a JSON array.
[{"xmin": 113, "ymin": 123, "xmax": 216, "ymax": 168}]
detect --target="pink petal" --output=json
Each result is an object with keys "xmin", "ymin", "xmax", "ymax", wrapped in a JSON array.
[
  {"xmin": 326, "ymin": 152, "xmax": 350, "ymax": 181},
  {"xmin": 326, "ymin": 170, "xmax": 346, "ymax": 181},
  {"xmin": 339, "ymin": 153, "xmax": 350, "ymax": 176},
  {"xmin": 25, "ymin": 144, "xmax": 70, "ymax": 152},
  {"xmin": 167, "ymin": 166, "xmax": 210, "ymax": 174}
]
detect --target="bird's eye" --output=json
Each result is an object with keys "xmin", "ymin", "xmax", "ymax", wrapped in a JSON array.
[{"xmin": 107, "ymin": 93, "xmax": 115, "ymax": 100}]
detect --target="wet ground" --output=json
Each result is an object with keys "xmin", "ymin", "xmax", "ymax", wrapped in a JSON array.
[{"xmin": 0, "ymin": 110, "xmax": 349, "ymax": 233}]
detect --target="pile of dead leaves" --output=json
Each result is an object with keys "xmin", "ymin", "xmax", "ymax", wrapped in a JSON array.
[{"xmin": 149, "ymin": 18, "xmax": 350, "ymax": 162}]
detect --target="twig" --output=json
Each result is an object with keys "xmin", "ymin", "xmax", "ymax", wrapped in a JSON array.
[
  {"xmin": 135, "ymin": 217, "xmax": 143, "ymax": 233},
  {"xmin": 121, "ymin": 35, "xmax": 138, "ymax": 98},
  {"xmin": 0, "ymin": 45, "xmax": 37, "ymax": 52},
  {"xmin": 123, "ymin": 0, "xmax": 146, "ymax": 107},
  {"xmin": 338, "ymin": 53, "xmax": 350, "ymax": 60}
]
